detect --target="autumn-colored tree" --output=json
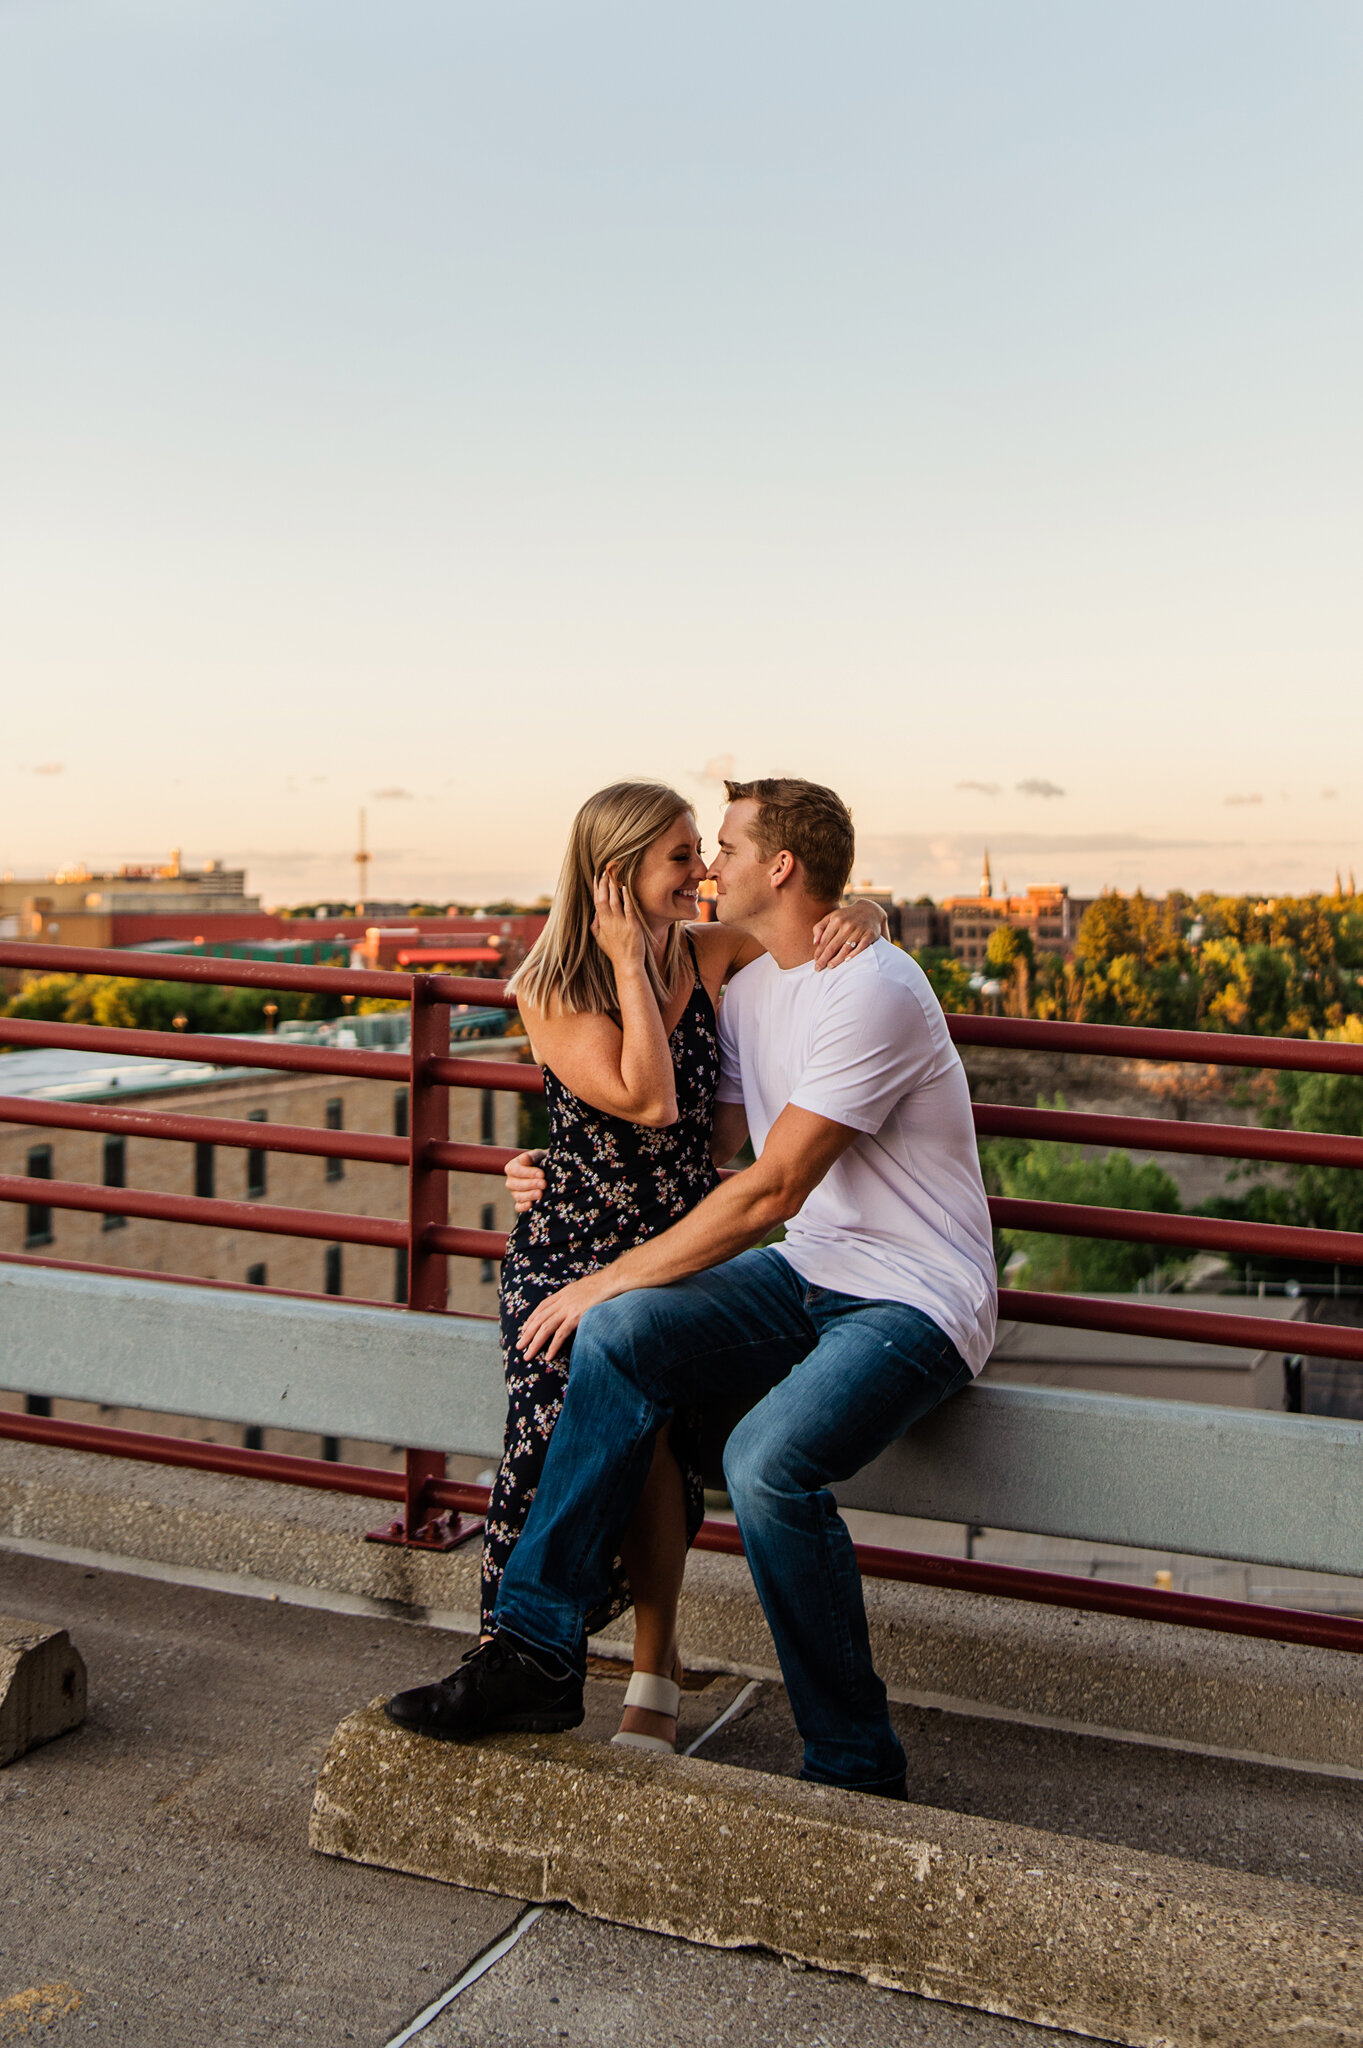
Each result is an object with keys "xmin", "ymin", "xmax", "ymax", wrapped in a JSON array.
[
  {"xmin": 908, "ymin": 948, "xmax": 978, "ymax": 1013},
  {"xmin": 1074, "ymin": 893, "xmax": 1135, "ymax": 972}
]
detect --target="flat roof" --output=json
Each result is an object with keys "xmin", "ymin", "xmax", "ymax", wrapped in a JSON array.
[
  {"xmin": 0, "ymin": 1045, "xmax": 259, "ymax": 1103},
  {"xmin": 991, "ymin": 1293, "xmax": 1307, "ymax": 1370},
  {"xmin": 0, "ymin": 1019, "xmax": 520, "ymax": 1106}
]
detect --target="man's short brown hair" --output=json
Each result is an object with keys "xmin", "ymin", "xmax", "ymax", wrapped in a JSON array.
[{"xmin": 723, "ymin": 777, "xmax": 855, "ymax": 903}]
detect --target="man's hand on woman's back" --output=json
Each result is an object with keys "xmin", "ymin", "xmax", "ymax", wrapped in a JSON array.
[{"xmin": 505, "ymin": 1149, "xmax": 547, "ymax": 1213}]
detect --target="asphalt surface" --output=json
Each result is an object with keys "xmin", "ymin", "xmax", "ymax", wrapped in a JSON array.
[
  {"xmin": 0, "ymin": 1552, "xmax": 1100, "ymax": 2047},
  {"xmin": 0, "ymin": 1552, "xmax": 520, "ymax": 2047},
  {"xmin": 414, "ymin": 1907, "xmax": 1091, "ymax": 2048}
]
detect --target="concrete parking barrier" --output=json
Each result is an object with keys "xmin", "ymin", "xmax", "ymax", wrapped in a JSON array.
[
  {"xmin": 0, "ymin": 1614, "xmax": 85, "ymax": 1765},
  {"xmin": 311, "ymin": 1704, "xmax": 1363, "ymax": 2048}
]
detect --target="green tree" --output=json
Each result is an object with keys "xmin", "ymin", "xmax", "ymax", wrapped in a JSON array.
[
  {"xmin": 983, "ymin": 923, "xmax": 1035, "ymax": 1016},
  {"xmin": 908, "ymin": 948, "xmax": 977, "ymax": 1012},
  {"xmin": 1030, "ymin": 952, "xmax": 1087, "ymax": 1022},
  {"xmin": 1072, "ymin": 892, "xmax": 1198, "ymax": 1028},
  {"xmin": 1, "ymin": 972, "xmax": 348, "ymax": 1036},
  {"xmin": 982, "ymin": 1108, "xmax": 1183, "ymax": 1292},
  {"xmin": 1074, "ymin": 894, "xmax": 1136, "ymax": 973},
  {"xmin": 1279, "ymin": 1019, "xmax": 1363, "ymax": 1233},
  {"xmin": 984, "ymin": 922, "xmax": 1034, "ymax": 978}
]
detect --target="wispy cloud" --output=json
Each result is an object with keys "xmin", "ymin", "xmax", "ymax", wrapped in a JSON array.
[
  {"xmin": 31, "ymin": 762, "xmax": 64, "ymax": 776},
  {"xmin": 956, "ymin": 779, "xmax": 1001, "ymax": 797},
  {"xmin": 1017, "ymin": 777, "xmax": 1065, "ymax": 799},
  {"xmin": 1224, "ymin": 793, "xmax": 1263, "ymax": 807},
  {"xmin": 1322, "ymin": 788, "xmax": 1339, "ymax": 800},
  {"xmin": 692, "ymin": 753, "xmax": 737, "ymax": 787},
  {"xmin": 371, "ymin": 786, "xmax": 415, "ymax": 800},
  {"xmin": 853, "ymin": 828, "xmax": 1361, "ymax": 902}
]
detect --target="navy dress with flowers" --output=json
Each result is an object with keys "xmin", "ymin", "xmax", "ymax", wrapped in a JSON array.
[{"xmin": 481, "ymin": 938, "xmax": 719, "ymax": 1635}]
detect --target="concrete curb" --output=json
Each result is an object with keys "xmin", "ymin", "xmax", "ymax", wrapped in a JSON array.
[
  {"xmin": 5, "ymin": 1441, "xmax": 1363, "ymax": 1772},
  {"xmin": 310, "ymin": 1704, "xmax": 1363, "ymax": 2048}
]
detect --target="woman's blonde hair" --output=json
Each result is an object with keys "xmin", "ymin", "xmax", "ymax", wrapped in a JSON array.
[{"xmin": 507, "ymin": 781, "xmax": 694, "ymax": 1016}]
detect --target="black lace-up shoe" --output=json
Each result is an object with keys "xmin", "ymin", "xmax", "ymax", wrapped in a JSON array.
[{"xmin": 384, "ymin": 1633, "xmax": 584, "ymax": 1741}]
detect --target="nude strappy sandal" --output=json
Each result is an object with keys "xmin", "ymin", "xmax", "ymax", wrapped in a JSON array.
[{"xmin": 610, "ymin": 1671, "xmax": 682, "ymax": 1754}]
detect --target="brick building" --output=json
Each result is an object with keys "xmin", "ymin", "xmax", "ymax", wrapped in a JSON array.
[
  {"xmin": 840, "ymin": 883, "xmax": 951, "ymax": 951},
  {"xmin": 943, "ymin": 852, "xmax": 1095, "ymax": 969},
  {"xmin": 0, "ymin": 851, "xmax": 547, "ymax": 974},
  {"xmin": 896, "ymin": 902, "xmax": 952, "ymax": 951},
  {"xmin": 350, "ymin": 915, "xmax": 545, "ymax": 976},
  {"xmin": 0, "ymin": 852, "xmax": 266, "ymax": 953},
  {"xmin": 0, "ymin": 1038, "xmax": 519, "ymax": 1315}
]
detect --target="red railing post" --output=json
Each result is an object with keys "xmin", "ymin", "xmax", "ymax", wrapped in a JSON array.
[
  {"xmin": 408, "ymin": 973, "xmax": 452, "ymax": 1317},
  {"xmin": 370, "ymin": 972, "xmax": 480, "ymax": 1551}
]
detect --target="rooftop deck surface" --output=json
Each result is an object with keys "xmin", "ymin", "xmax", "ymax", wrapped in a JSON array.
[{"xmin": 2, "ymin": 1550, "xmax": 1095, "ymax": 2048}]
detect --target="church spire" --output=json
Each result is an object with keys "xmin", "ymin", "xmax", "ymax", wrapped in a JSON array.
[{"xmin": 980, "ymin": 849, "xmax": 993, "ymax": 899}]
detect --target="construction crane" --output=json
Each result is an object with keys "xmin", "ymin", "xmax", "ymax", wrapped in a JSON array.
[{"xmin": 355, "ymin": 808, "xmax": 371, "ymax": 914}]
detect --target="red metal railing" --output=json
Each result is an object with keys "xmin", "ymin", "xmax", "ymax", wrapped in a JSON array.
[
  {"xmin": 3, "ymin": 940, "xmax": 1363, "ymax": 1638},
  {"xmin": 5, "ymin": 1400, "xmax": 1360, "ymax": 1654}
]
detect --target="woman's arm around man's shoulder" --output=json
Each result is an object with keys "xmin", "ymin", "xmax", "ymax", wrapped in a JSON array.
[{"xmin": 687, "ymin": 895, "xmax": 890, "ymax": 991}]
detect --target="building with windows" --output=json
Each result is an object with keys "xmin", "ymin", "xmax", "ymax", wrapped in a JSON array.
[
  {"xmin": 896, "ymin": 901, "xmax": 952, "ymax": 951},
  {"xmin": 349, "ymin": 915, "xmax": 545, "ymax": 976},
  {"xmin": 0, "ymin": 852, "xmax": 266, "ymax": 952},
  {"xmin": 839, "ymin": 883, "xmax": 950, "ymax": 950},
  {"xmin": 0, "ymin": 853, "xmax": 549, "ymax": 975},
  {"xmin": 942, "ymin": 852, "xmax": 1096, "ymax": 968},
  {"xmin": 0, "ymin": 1034, "xmax": 519, "ymax": 1317}
]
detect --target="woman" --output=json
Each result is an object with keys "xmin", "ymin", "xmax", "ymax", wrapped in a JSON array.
[{"xmin": 486, "ymin": 780, "xmax": 885, "ymax": 1751}]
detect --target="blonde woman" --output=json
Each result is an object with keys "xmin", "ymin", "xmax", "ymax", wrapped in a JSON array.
[{"xmin": 396, "ymin": 782, "xmax": 883, "ymax": 1752}]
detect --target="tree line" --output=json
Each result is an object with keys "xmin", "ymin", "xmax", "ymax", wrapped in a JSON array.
[
  {"xmin": 911, "ymin": 886, "xmax": 1363, "ymax": 1038},
  {"xmin": 0, "ymin": 973, "xmax": 351, "ymax": 1036},
  {"xmin": 980, "ymin": 1021, "xmax": 1363, "ymax": 1293}
]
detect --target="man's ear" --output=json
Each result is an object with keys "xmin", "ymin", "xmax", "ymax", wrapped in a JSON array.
[{"xmin": 769, "ymin": 850, "xmax": 797, "ymax": 891}]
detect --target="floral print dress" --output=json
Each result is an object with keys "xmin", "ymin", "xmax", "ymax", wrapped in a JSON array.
[{"xmin": 481, "ymin": 937, "xmax": 720, "ymax": 1634}]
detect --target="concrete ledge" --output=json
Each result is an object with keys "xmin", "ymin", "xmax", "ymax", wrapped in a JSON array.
[
  {"xmin": 1, "ymin": 1613, "xmax": 85, "ymax": 1765},
  {"xmin": 0, "ymin": 1263, "xmax": 508, "ymax": 1458},
  {"xmin": 6, "ymin": 1442, "xmax": 1363, "ymax": 1774},
  {"xmin": 310, "ymin": 1705, "xmax": 1363, "ymax": 2048},
  {"xmin": 838, "ymin": 1379, "xmax": 1363, "ymax": 1575}
]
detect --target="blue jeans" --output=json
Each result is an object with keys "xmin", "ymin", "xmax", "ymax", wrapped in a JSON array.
[{"xmin": 493, "ymin": 1246, "xmax": 972, "ymax": 1791}]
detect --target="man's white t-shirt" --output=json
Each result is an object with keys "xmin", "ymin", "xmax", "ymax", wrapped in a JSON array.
[{"xmin": 716, "ymin": 940, "xmax": 997, "ymax": 1375}]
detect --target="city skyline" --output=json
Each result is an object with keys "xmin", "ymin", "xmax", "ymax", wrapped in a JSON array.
[{"xmin": 3, "ymin": 822, "xmax": 1357, "ymax": 913}]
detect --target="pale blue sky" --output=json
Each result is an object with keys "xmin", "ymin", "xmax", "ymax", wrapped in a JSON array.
[{"xmin": 3, "ymin": 0, "xmax": 1360, "ymax": 905}]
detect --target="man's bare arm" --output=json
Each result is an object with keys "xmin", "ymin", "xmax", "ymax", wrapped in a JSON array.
[{"xmin": 518, "ymin": 1104, "xmax": 858, "ymax": 1359}]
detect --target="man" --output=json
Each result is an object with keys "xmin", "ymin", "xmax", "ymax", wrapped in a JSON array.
[{"xmin": 388, "ymin": 778, "xmax": 996, "ymax": 1798}]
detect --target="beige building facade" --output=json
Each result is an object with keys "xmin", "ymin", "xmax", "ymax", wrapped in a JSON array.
[
  {"xmin": 0, "ymin": 851, "xmax": 260, "ymax": 950},
  {"xmin": 0, "ymin": 1051, "xmax": 518, "ymax": 1312}
]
